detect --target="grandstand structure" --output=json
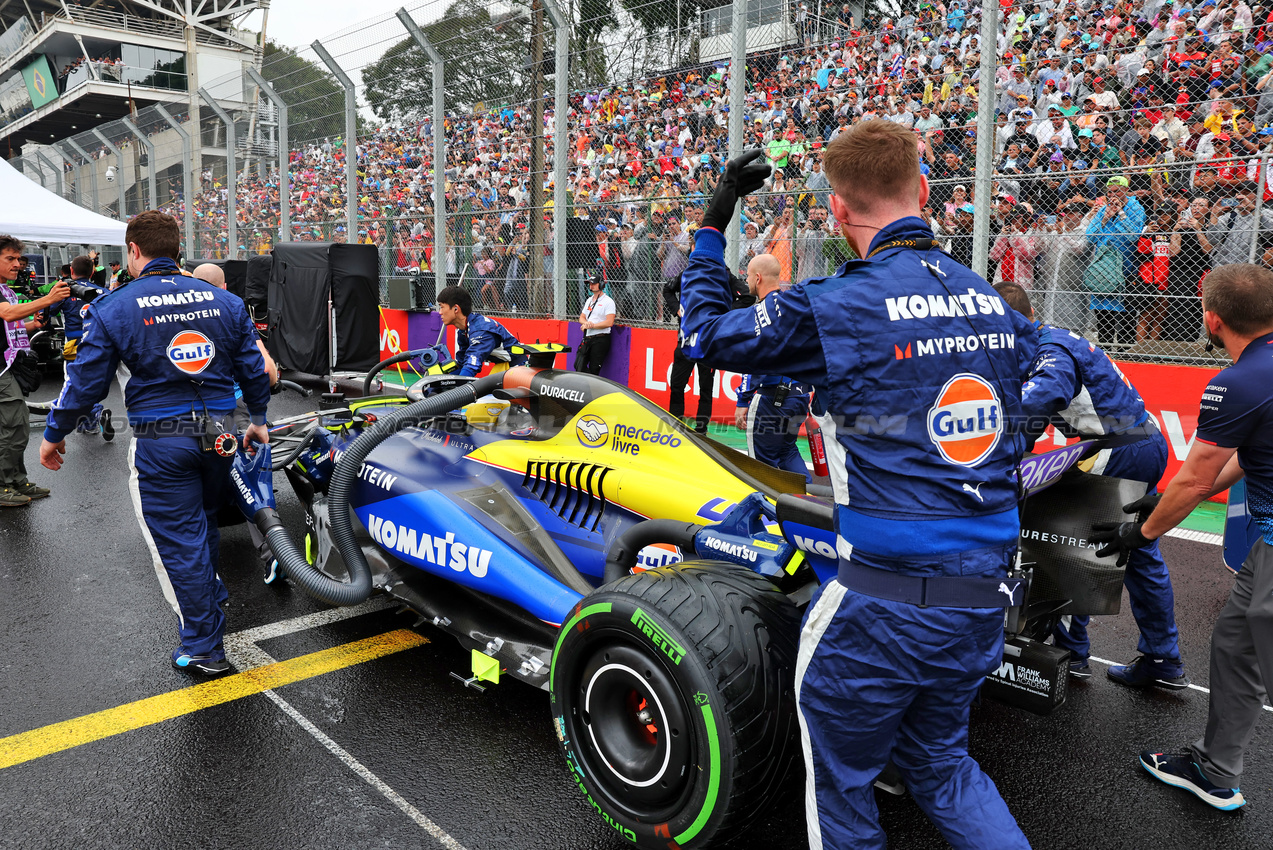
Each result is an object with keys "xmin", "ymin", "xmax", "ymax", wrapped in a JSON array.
[{"xmin": 0, "ymin": 1, "xmax": 263, "ymax": 219}]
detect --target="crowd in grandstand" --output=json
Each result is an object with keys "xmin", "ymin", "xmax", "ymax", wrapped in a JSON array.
[{"xmin": 156, "ymin": 0, "xmax": 1273, "ymax": 346}]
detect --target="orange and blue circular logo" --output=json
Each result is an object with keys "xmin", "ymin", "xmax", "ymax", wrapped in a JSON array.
[
  {"xmin": 166, "ymin": 330, "xmax": 215, "ymax": 374},
  {"xmin": 575, "ymin": 414, "xmax": 609, "ymax": 448},
  {"xmin": 926, "ymin": 373, "xmax": 1003, "ymax": 467}
]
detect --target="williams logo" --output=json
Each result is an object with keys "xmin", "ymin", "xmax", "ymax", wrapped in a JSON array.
[
  {"xmin": 927, "ymin": 373, "xmax": 1003, "ymax": 467},
  {"xmin": 631, "ymin": 608, "xmax": 685, "ymax": 665},
  {"xmin": 576, "ymin": 414, "xmax": 609, "ymax": 448},
  {"xmin": 166, "ymin": 330, "xmax": 215, "ymax": 374}
]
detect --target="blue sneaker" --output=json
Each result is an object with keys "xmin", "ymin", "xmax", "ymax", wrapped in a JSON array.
[
  {"xmin": 1068, "ymin": 657, "xmax": 1092, "ymax": 679},
  {"xmin": 1139, "ymin": 751, "xmax": 1246, "ymax": 810},
  {"xmin": 171, "ymin": 649, "xmax": 231, "ymax": 676},
  {"xmin": 263, "ymin": 558, "xmax": 280, "ymax": 585},
  {"xmin": 1108, "ymin": 655, "xmax": 1189, "ymax": 690}
]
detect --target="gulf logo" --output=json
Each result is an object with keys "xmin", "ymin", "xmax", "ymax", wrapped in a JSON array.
[
  {"xmin": 635, "ymin": 543, "xmax": 682, "ymax": 572},
  {"xmin": 926, "ymin": 373, "xmax": 1003, "ymax": 467},
  {"xmin": 166, "ymin": 330, "xmax": 215, "ymax": 374}
]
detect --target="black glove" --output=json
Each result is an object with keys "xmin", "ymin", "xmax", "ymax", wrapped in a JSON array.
[
  {"xmin": 1091, "ymin": 520, "xmax": 1152, "ymax": 566},
  {"xmin": 1121, "ymin": 492, "xmax": 1162, "ymax": 517},
  {"xmin": 702, "ymin": 150, "xmax": 772, "ymax": 233}
]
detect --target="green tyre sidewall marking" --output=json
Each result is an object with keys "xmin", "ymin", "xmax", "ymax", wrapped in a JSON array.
[{"xmin": 550, "ymin": 594, "xmax": 728, "ymax": 849}]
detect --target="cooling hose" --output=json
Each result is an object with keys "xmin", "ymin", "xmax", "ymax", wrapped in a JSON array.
[
  {"xmin": 361, "ymin": 348, "xmax": 439, "ymax": 397},
  {"xmin": 603, "ymin": 519, "xmax": 705, "ymax": 585},
  {"xmin": 280, "ymin": 373, "xmax": 507, "ymax": 606}
]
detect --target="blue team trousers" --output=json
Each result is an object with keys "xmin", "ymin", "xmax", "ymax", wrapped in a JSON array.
[
  {"xmin": 745, "ymin": 390, "xmax": 811, "ymax": 481},
  {"xmin": 1053, "ymin": 432, "xmax": 1180, "ymax": 660},
  {"xmin": 796, "ymin": 545, "xmax": 1030, "ymax": 849},
  {"xmin": 131, "ymin": 435, "xmax": 232, "ymax": 660}
]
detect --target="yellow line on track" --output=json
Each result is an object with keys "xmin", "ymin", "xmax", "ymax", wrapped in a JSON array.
[{"xmin": 0, "ymin": 629, "xmax": 429, "ymax": 771}]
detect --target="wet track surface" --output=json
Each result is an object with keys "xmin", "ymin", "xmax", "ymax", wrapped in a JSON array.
[{"xmin": 2, "ymin": 378, "xmax": 1270, "ymax": 850}]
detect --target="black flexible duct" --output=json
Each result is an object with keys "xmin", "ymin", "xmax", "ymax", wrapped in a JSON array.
[
  {"xmin": 362, "ymin": 348, "xmax": 437, "ymax": 397},
  {"xmin": 603, "ymin": 519, "xmax": 705, "ymax": 585},
  {"xmin": 279, "ymin": 374, "xmax": 506, "ymax": 606}
]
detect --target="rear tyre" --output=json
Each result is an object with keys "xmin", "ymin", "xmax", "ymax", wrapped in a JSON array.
[{"xmin": 550, "ymin": 561, "xmax": 801, "ymax": 849}]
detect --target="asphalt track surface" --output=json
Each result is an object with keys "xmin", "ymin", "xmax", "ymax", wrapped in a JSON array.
[{"xmin": 2, "ymin": 378, "xmax": 1270, "ymax": 850}]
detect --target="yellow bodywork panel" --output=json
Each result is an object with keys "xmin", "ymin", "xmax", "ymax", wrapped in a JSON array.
[{"xmin": 469, "ymin": 391, "xmax": 758, "ymax": 522}]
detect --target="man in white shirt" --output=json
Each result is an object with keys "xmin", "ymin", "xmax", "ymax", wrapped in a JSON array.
[{"xmin": 575, "ymin": 273, "xmax": 617, "ymax": 375}]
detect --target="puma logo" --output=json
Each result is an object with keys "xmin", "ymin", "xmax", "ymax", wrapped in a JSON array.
[
  {"xmin": 921, "ymin": 258, "xmax": 947, "ymax": 277},
  {"xmin": 998, "ymin": 582, "xmax": 1020, "ymax": 605},
  {"xmin": 962, "ymin": 482, "xmax": 984, "ymax": 502}
]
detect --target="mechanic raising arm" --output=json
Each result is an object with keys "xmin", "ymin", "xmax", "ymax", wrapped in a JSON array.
[
  {"xmin": 436, "ymin": 285, "xmax": 525, "ymax": 377},
  {"xmin": 996, "ymin": 282, "xmax": 1186, "ymax": 689},
  {"xmin": 679, "ymin": 122, "xmax": 1038, "ymax": 850},
  {"xmin": 1095, "ymin": 264, "xmax": 1273, "ymax": 813},
  {"xmin": 39, "ymin": 211, "xmax": 271, "ymax": 677}
]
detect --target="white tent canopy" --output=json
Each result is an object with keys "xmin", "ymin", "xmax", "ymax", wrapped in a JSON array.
[{"xmin": 0, "ymin": 156, "xmax": 127, "ymax": 245}]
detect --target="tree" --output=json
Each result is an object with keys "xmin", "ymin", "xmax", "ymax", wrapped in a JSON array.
[
  {"xmin": 261, "ymin": 41, "xmax": 348, "ymax": 145},
  {"xmin": 362, "ymin": 0, "xmax": 532, "ymax": 123}
]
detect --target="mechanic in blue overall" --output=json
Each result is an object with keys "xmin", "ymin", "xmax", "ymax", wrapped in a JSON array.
[
  {"xmin": 49, "ymin": 254, "xmax": 112, "ymax": 438},
  {"xmin": 733, "ymin": 253, "xmax": 812, "ymax": 481},
  {"xmin": 680, "ymin": 121, "xmax": 1037, "ymax": 849},
  {"xmin": 436, "ymin": 284, "xmax": 525, "ymax": 377},
  {"xmin": 1094, "ymin": 263, "xmax": 1273, "ymax": 812},
  {"xmin": 39, "ymin": 211, "xmax": 270, "ymax": 676},
  {"xmin": 995, "ymin": 282, "xmax": 1185, "ymax": 688}
]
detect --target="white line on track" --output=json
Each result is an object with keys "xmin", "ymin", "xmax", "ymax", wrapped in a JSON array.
[
  {"xmin": 1088, "ymin": 655, "xmax": 1273, "ymax": 713},
  {"xmin": 222, "ymin": 605, "xmax": 469, "ymax": 849},
  {"xmin": 1164, "ymin": 527, "xmax": 1225, "ymax": 547}
]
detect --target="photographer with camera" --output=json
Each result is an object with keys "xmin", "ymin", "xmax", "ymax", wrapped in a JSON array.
[
  {"xmin": 46, "ymin": 255, "xmax": 113, "ymax": 438},
  {"xmin": 0, "ymin": 235, "xmax": 68, "ymax": 506}
]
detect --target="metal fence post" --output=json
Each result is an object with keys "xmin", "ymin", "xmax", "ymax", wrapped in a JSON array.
[
  {"xmin": 725, "ymin": 0, "xmax": 746, "ymax": 273},
  {"xmin": 23, "ymin": 156, "xmax": 46, "ymax": 189},
  {"xmin": 92, "ymin": 129, "xmax": 128, "ymax": 220},
  {"xmin": 199, "ymin": 88, "xmax": 238, "ymax": 257},
  {"xmin": 311, "ymin": 40, "xmax": 358, "ymax": 243},
  {"xmin": 34, "ymin": 151, "xmax": 62, "ymax": 198},
  {"xmin": 543, "ymin": 0, "xmax": 569, "ymax": 318},
  {"xmin": 1250, "ymin": 153, "xmax": 1270, "ymax": 264},
  {"xmin": 155, "ymin": 104, "xmax": 196, "ymax": 257},
  {"xmin": 971, "ymin": 0, "xmax": 998, "ymax": 280},
  {"xmin": 119, "ymin": 116, "xmax": 158, "ymax": 210},
  {"xmin": 247, "ymin": 66, "xmax": 291, "ymax": 242},
  {"xmin": 397, "ymin": 9, "xmax": 446, "ymax": 285},
  {"xmin": 62, "ymin": 140, "xmax": 98, "ymax": 216}
]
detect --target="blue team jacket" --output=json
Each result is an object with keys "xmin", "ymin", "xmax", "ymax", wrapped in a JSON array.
[
  {"xmin": 45, "ymin": 260, "xmax": 270, "ymax": 442},
  {"xmin": 681, "ymin": 219, "xmax": 1038, "ymax": 559},
  {"xmin": 1021, "ymin": 323, "xmax": 1150, "ymax": 443},
  {"xmin": 456, "ymin": 313, "xmax": 523, "ymax": 377}
]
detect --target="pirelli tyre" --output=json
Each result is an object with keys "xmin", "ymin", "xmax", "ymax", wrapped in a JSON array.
[{"xmin": 549, "ymin": 561, "xmax": 801, "ymax": 849}]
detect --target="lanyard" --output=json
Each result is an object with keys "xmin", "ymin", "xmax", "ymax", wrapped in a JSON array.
[{"xmin": 865, "ymin": 236, "xmax": 935, "ymax": 259}]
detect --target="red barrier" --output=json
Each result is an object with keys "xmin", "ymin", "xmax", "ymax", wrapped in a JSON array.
[{"xmin": 378, "ymin": 310, "xmax": 1221, "ymax": 493}]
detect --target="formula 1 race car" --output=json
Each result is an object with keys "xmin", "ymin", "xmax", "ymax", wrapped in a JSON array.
[{"xmin": 230, "ymin": 345, "xmax": 1144, "ymax": 850}]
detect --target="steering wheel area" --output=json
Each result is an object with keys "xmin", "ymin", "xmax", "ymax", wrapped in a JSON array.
[{"xmin": 406, "ymin": 373, "xmax": 477, "ymax": 403}]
